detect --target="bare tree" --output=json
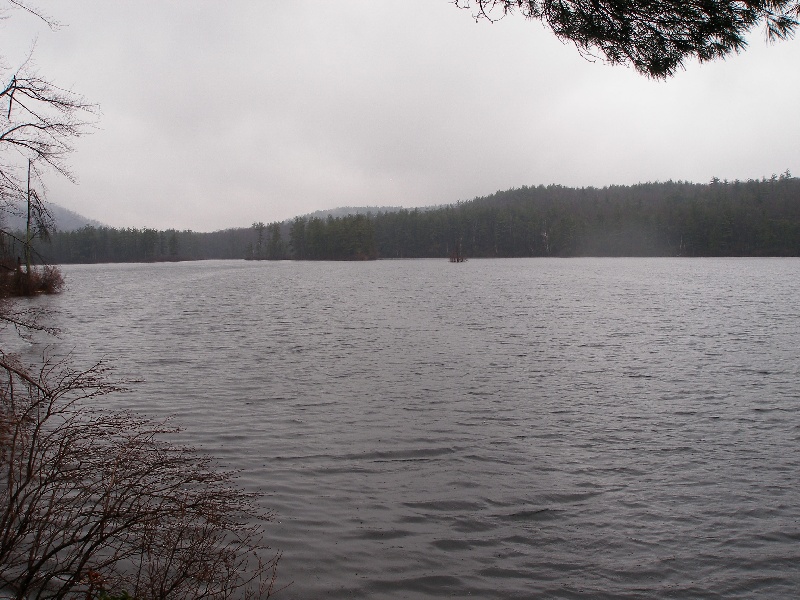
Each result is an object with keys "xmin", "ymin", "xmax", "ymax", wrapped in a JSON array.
[
  {"xmin": 0, "ymin": 59, "xmax": 95, "ymax": 199},
  {"xmin": 0, "ymin": 355, "xmax": 280, "ymax": 600},
  {"xmin": 1, "ymin": 9, "xmax": 281, "ymax": 598},
  {"xmin": 456, "ymin": 0, "xmax": 800, "ymax": 77},
  {"xmin": 1, "ymin": 0, "xmax": 95, "ymax": 288}
]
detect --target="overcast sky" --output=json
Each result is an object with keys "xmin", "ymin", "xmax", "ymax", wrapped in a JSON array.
[{"xmin": 3, "ymin": 1, "xmax": 799, "ymax": 231}]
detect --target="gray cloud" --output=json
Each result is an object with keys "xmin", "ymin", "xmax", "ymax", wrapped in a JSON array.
[{"xmin": 3, "ymin": 0, "xmax": 798, "ymax": 231}]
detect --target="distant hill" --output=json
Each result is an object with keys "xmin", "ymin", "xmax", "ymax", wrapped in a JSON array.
[{"xmin": 1, "ymin": 201, "xmax": 104, "ymax": 232}]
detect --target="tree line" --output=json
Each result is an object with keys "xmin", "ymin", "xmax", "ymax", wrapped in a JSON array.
[
  {"xmin": 24, "ymin": 226, "xmax": 252, "ymax": 263},
  {"xmin": 375, "ymin": 174, "xmax": 800, "ymax": 258},
  {"xmin": 18, "ymin": 174, "xmax": 800, "ymax": 263}
]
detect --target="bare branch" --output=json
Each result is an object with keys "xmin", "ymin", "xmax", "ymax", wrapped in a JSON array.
[
  {"xmin": 0, "ymin": 357, "xmax": 280, "ymax": 599},
  {"xmin": 1, "ymin": 57, "xmax": 98, "ymax": 222},
  {"xmin": 6, "ymin": 0, "xmax": 61, "ymax": 30}
]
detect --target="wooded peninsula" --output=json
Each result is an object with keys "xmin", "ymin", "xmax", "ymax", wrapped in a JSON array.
[{"xmin": 25, "ymin": 175, "xmax": 800, "ymax": 263}]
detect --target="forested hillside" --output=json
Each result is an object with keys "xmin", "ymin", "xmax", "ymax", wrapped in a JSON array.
[
  {"xmin": 20, "ymin": 175, "xmax": 800, "ymax": 263},
  {"xmin": 374, "ymin": 175, "xmax": 800, "ymax": 258}
]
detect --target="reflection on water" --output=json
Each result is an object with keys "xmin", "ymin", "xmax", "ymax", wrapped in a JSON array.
[{"xmin": 17, "ymin": 258, "xmax": 800, "ymax": 598}]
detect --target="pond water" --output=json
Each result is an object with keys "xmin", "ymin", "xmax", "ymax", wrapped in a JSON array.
[{"xmin": 14, "ymin": 258, "xmax": 800, "ymax": 598}]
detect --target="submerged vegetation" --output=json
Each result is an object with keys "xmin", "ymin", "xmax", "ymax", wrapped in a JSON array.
[{"xmin": 23, "ymin": 174, "xmax": 800, "ymax": 263}]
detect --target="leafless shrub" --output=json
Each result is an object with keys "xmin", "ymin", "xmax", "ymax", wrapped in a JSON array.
[
  {"xmin": 0, "ymin": 264, "xmax": 64, "ymax": 297},
  {"xmin": 0, "ymin": 355, "xmax": 279, "ymax": 599},
  {"xmin": 34, "ymin": 265, "xmax": 63, "ymax": 294}
]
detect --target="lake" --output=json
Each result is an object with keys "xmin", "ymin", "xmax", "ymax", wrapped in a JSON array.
[{"xmin": 16, "ymin": 258, "xmax": 800, "ymax": 598}]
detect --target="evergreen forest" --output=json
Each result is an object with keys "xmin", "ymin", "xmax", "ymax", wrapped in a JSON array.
[{"xmin": 14, "ymin": 175, "xmax": 800, "ymax": 264}]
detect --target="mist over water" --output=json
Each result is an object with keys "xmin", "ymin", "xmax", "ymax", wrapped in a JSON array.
[{"xmin": 20, "ymin": 258, "xmax": 800, "ymax": 598}]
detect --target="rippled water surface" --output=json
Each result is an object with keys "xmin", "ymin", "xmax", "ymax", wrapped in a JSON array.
[{"xmin": 18, "ymin": 258, "xmax": 800, "ymax": 598}]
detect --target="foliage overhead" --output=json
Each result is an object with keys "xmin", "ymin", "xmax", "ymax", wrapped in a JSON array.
[{"xmin": 456, "ymin": 0, "xmax": 800, "ymax": 77}]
